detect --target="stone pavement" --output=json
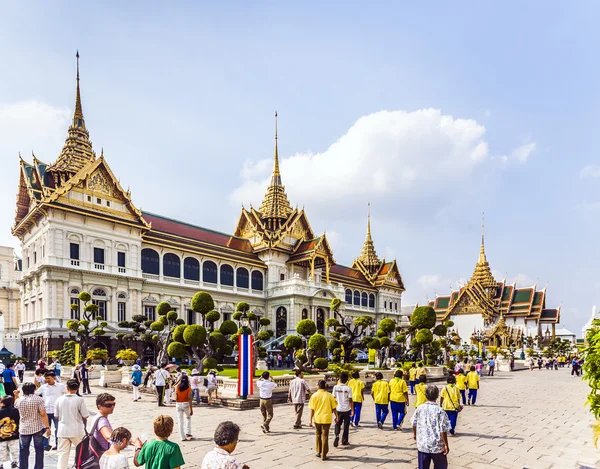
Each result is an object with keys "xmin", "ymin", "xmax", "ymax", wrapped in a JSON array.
[{"xmin": 19, "ymin": 368, "xmax": 600, "ymax": 469}]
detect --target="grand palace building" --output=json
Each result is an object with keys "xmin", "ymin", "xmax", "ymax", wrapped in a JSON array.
[{"xmin": 10, "ymin": 57, "xmax": 407, "ymax": 362}]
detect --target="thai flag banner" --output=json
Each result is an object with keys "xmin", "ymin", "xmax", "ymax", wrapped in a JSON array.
[{"xmin": 237, "ymin": 334, "xmax": 254, "ymax": 397}]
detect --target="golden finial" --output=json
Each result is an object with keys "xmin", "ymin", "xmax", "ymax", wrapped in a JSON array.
[
  {"xmin": 100, "ymin": 147, "xmax": 104, "ymax": 158},
  {"xmin": 367, "ymin": 202, "xmax": 371, "ymax": 236},
  {"xmin": 73, "ymin": 50, "xmax": 84, "ymax": 128},
  {"xmin": 273, "ymin": 111, "xmax": 280, "ymax": 178},
  {"xmin": 479, "ymin": 212, "xmax": 486, "ymax": 264}
]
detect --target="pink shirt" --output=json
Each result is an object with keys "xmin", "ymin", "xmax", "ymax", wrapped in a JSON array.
[{"xmin": 475, "ymin": 363, "xmax": 483, "ymax": 371}]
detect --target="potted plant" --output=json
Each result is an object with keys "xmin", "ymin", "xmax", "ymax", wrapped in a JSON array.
[
  {"xmin": 105, "ymin": 357, "xmax": 119, "ymax": 371},
  {"xmin": 86, "ymin": 348, "xmax": 108, "ymax": 365},
  {"xmin": 116, "ymin": 348, "xmax": 138, "ymax": 366}
]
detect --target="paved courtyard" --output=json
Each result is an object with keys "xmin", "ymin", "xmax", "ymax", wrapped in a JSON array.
[{"xmin": 32, "ymin": 368, "xmax": 599, "ymax": 469}]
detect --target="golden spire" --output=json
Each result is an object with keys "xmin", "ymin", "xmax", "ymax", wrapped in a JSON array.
[
  {"xmin": 469, "ymin": 213, "xmax": 496, "ymax": 290},
  {"xmin": 48, "ymin": 51, "xmax": 95, "ymax": 177},
  {"xmin": 357, "ymin": 202, "xmax": 380, "ymax": 272},
  {"xmin": 259, "ymin": 112, "xmax": 292, "ymax": 224}
]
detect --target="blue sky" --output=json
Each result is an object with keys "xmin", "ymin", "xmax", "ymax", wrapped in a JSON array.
[{"xmin": 0, "ymin": 2, "xmax": 597, "ymax": 336}]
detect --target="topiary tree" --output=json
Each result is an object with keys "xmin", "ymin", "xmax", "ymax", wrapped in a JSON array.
[
  {"xmin": 153, "ymin": 301, "xmax": 184, "ymax": 365},
  {"xmin": 66, "ymin": 291, "xmax": 107, "ymax": 357},
  {"xmin": 375, "ymin": 318, "xmax": 397, "ymax": 366},
  {"xmin": 284, "ymin": 335, "xmax": 303, "ymax": 363},
  {"xmin": 326, "ymin": 298, "xmax": 374, "ymax": 363},
  {"xmin": 233, "ymin": 301, "xmax": 273, "ymax": 373},
  {"xmin": 313, "ymin": 357, "xmax": 329, "ymax": 370},
  {"xmin": 191, "ymin": 292, "xmax": 215, "ymax": 327}
]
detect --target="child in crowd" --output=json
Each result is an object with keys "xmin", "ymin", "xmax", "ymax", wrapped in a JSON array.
[
  {"xmin": 408, "ymin": 363, "xmax": 417, "ymax": 395},
  {"xmin": 348, "ymin": 371, "xmax": 365, "ymax": 427},
  {"xmin": 0, "ymin": 396, "xmax": 20, "ymax": 468},
  {"xmin": 414, "ymin": 374, "xmax": 427, "ymax": 408},
  {"xmin": 100, "ymin": 427, "xmax": 132, "ymax": 469},
  {"xmin": 466, "ymin": 365, "xmax": 480, "ymax": 405},
  {"xmin": 134, "ymin": 415, "xmax": 184, "ymax": 469},
  {"xmin": 455, "ymin": 368, "xmax": 467, "ymax": 405}
]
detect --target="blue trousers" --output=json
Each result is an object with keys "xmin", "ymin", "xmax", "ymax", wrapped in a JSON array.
[
  {"xmin": 468, "ymin": 388, "xmax": 478, "ymax": 405},
  {"xmin": 191, "ymin": 388, "xmax": 201, "ymax": 404},
  {"xmin": 445, "ymin": 410, "xmax": 458, "ymax": 434},
  {"xmin": 418, "ymin": 450, "xmax": 448, "ymax": 469},
  {"xmin": 459, "ymin": 390, "xmax": 466, "ymax": 405},
  {"xmin": 20, "ymin": 429, "xmax": 45, "ymax": 469},
  {"xmin": 375, "ymin": 403, "xmax": 389, "ymax": 425},
  {"xmin": 390, "ymin": 401, "xmax": 406, "ymax": 429},
  {"xmin": 43, "ymin": 413, "xmax": 58, "ymax": 449},
  {"xmin": 409, "ymin": 380, "xmax": 416, "ymax": 394},
  {"xmin": 352, "ymin": 402, "xmax": 362, "ymax": 425}
]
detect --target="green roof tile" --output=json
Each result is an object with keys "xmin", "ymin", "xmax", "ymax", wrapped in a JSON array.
[
  {"xmin": 436, "ymin": 297, "xmax": 450, "ymax": 309},
  {"xmin": 513, "ymin": 289, "xmax": 533, "ymax": 303}
]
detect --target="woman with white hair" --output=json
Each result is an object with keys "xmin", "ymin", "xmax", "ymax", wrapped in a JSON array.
[{"xmin": 131, "ymin": 365, "xmax": 143, "ymax": 402}]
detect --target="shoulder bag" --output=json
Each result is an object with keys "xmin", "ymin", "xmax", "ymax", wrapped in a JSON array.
[
  {"xmin": 445, "ymin": 385, "xmax": 463, "ymax": 413},
  {"xmin": 74, "ymin": 416, "xmax": 106, "ymax": 469}
]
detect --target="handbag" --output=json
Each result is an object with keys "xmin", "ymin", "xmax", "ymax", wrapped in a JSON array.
[
  {"xmin": 74, "ymin": 416, "xmax": 106, "ymax": 469},
  {"xmin": 445, "ymin": 386, "xmax": 463, "ymax": 413}
]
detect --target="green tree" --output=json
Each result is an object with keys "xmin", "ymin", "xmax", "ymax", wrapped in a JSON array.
[
  {"xmin": 233, "ymin": 301, "xmax": 273, "ymax": 372},
  {"xmin": 583, "ymin": 319, "xmax": 600, "ymax": 445},
  {"xmin": 325, "ymin": 298, "xmax": 374, "ymax": 363},
  {"xmin": 152, "ymin": 301, "xmax": 183, "ymax": 365},
  {"xmin": 66, "ymin": 291, "xmax": 107, "ymax": 357},
  {"xmin": 191, "ymin": 292, "xmax": 215, "ymax": 328}
]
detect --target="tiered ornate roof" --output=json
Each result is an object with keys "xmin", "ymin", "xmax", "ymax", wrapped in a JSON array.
[{"xmin": 356, "ymin": 204, "xmax": 380, "ymax": 274}]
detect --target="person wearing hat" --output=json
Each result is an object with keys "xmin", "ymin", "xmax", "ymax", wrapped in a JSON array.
[
  {"xmin": 131, "ymin": 365, "xmax": 143, "ymax": 402},
  {"xmin": 190, "ymin": 369, "xmax": 201, "ymax": 406},
  {"xmin": 206, "ymin": 370, "xmax": 218, "ymax": 405}
]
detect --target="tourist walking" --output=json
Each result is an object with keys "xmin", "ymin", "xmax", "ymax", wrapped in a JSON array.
[
  {"xmin": 348, "ymin": 370, "xmax": 365, "ymax": 427},
  {"xmin": 466, "ymin": 365, "xmax": 480, "ymax": 405},
  {"xmin": 143, "ymin": 365, "xmax": 154, "ymax": 388},
  {"xmin": 2, "ymin": 364, "xmax": 18, "ymax": 398},
  {"xmin": 487, "ymin": 357, "xmax": 495, "ymax": 376},
  {"xmin": 0, "ymin": 396, "xmax": 20, "ymax": 468},
  {"xmin": 526, "ymin": 356, "xmax": 534, "ymax": 371},
  {"xmin": 154, "ymin": 363, "xmax": 170, "ymax": 407},
  {"xmin": 90, "ymin": 393, "xmax": 116, "ymax": 451},
  {"xmin": 308, "ymin": 380, "xmax": 338, "ymax": 461},
  {"xmin": 332, "ymin": 372, "xmax": 353, "ymax": 447},
  {"xmin": 190, "ymin": 369, "xmax": 201, "ymax": 405},
  {"xmin": 475, "ymin": 360, "xmax": 483, "ymax": 377},
  {"xmin": 409, "ymin": 363, "xmax": 418, "ymax": 395},
  {"xmin": 55, "ymin": 379, "xmax": 89, "ymax": 469},
  {"xmin": 163, "ymin": 370, "xmax": 174, "ymax": 405},
  {"xmin": 389, "ymin": 369, "xmax": 409, "ymax": 431},
  {"xmin": 257, "ymin": 372, "xmax": 277, "ymax": 434},
  {"xmin": 174, "ymin": 374, "xmax": 193, "ymax": 441},
  {"xmin": 99, "ymin": 427, "xmax": 131, "ymax": 469},
  {"xmin": 440, "ymin": 375, "xmax": 462, "ymax": 436},
  {"xmin": 80, "ymin": 362, "xmax": 91, "ymax": 395},
  {"xmin": 416, "ymin": 362, "xmax": 427, "ymax": 381},
  {"xmin": 15, "ymin": 383, "xmax": 51, "ymax": 469},
  {"xmin": 131, "ymin": 365, "xmax": 143, "ymax": 402},
  {"xmin": 414, "ymin": 375, "xmax": 428, "ymax": 408},
  {"xmin": 288, "ymin": 370, "xmax": 311, "ymax": 429},
  {"xmin": 36, "ymin": 371, "xmax": 66, "ymax": 450},
  {"xmin": 201, "ymin": 421, "xmax": 249, "ymax": 469},
  {"xmin": 72, "ymin": 364, "xmax": 81, "ymax": 385},
  {"xmin": 16, "ymin": 361, "xmax": 25, "ymax": 384},
  {"xmin": 206, "ymin": 370, "xmax": 218, "ymax": 404},
  {"xmin": 371, "ymin": 372, "xmax": 390, "ymax": 429},
  {"xmin": 34, "ymin": 369, "xmax": 45, "ymax": 390},
  {"xmin": 133, "ymin": 415, "xmax": 184, "ymax": 469},
  {"xmin": 411, "ymin": 385, "xmax": 451, "ymax": 469},
  {"xmin": 455, "ymin": 369, "xmax": 467, "ymax": 405}
]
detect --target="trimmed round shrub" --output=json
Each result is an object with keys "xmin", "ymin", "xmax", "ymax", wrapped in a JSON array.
[
  {"xmin": 191, "ymin": 292, "xmax": 214, "ymax": 315},
  {"xmin": 327, "ymin": 339, "xmax": 341, "ymax": 350},
  {"xmin": 166, "ymin": 310, "xmax": 178, "ymax": 321},
  {"xmin": 223, "ymin": 344, "xmax": 233, "ymax": 356},
  {"xmin": 156, "ymin": 302, "xmax": 171, "ymax": 316},
  {"xmin": 150, "ymin": 321, "xmax": 165, "ymax": 332},
  {"xmin": 247, "ymin": 312, "xmax": 257, "ymax": 321},
  {"xmin": 395, "ymin": 333, "xmax": 407, "ymax": 343},
  {"xmin": 367, "ymin": 338, "xmax": 382, "ymax": 350},
  {"xmin": 206, "ymin": 310, "xmax": 221, "ymax": 323},
  {"xmin": 379, "ymin": 318, "xmax": 396, "ymax": 334},
  {"xmin": 296, "ymin": 353, "xmax": 308, "ymax": 363},
  {"xmin": 232, "ymin": 312, "xmax": 242, "ymax": 320},
  {"xmin": 175, "ymin": 319, "xmax": 185, "ymax": 325},
  {"xmin": 410, "ymin": 306, "xmax": 437, "ymax": 329},
  {"xmin": 257, "ymin": 330, "xmax": 271, "ymax": 342},
  {"xmin": 85, "ymin": 304, "xmax": 98, "ymax": 314},
  {"xmin": 93, "ymin": 328, "xmax": 105, "ymax": 336},
  {"xmin": 296, "ymin": 319, "xmax": 317, "ymax": 337},
  {"xmin": 229, "ymin": 333, "xmax": 239, "ymax": 345},
  {"xmin": 380, "ymin": 337, "xmax": 391, "ymax": 347},
  {"xmin": 99, "ymin": 321, "xmax": 108, "ymax": 328},
  {"xmin": 259, "ymin": 318, "xmax": 271, "ymax": 326},
  {"xmin": 238, "ymin": 326, "xmax": 252, "ymax": 335},
  {"xmin": 308, "ymin": 333, "xmax": 327, "ymax": 351},
  {"xmin": 236, "ymin": 301, "xmax": 250, "ymax": 313},
  {"xmin": 313, "ymin": 358, "xmax": 329, "ymax": 370},
  {"xmin": 203, "ymin": 357, "xmax": 218, "ymax": 370},
  {"xmin": 433, "ymin": 325, "xmax": 447, "ymax": 337},
  {"xmin": 219, "ymin": 320, "xmax": 237, "ymax": 336},
  {"xmin": 284, "ymin": 335, "xmax": 303, "ymax": 350},
  {"xmin": 330, "ymin": 298, "xmax": 342, "ymax": 311},
  {"xmin": 325, "ymin": 318, "xmax": 340, "ymax": 328},
  {"xmin": 172, "ymin": 324, "xmax": 187, "ymax": 343},
  {"xmin": 416, "ymin": 328, "xmax": 434, "ymax": 345},
  {"xmin": 167, "ymin": 341, "xmax": 186, "ymax": 358},
  {"xmin": 66, "ymin": 320, "xmax": 79, "ymax": 331},
  {"xmin": 132, "ymin": 314, "xmax": 147, "ymax": 323},
  {"xmin": 209, "ymin": 331, "xmax": 226, "ymax": 350},
  {"xmin": 159, "ymin": 315, "xmax": 168, "ymax": 325},
  {"xmin": 376, "ymin": 329, "xmax": 387, "ymax": 338},
  {"xmin": 78, "ymin": 291, "xmax": 91, "ymax": 302}
]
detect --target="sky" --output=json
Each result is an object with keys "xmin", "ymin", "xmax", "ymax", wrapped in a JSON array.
[{"xmin": 0, "ymin": 2, "xmax": 598, "ymax": 336}]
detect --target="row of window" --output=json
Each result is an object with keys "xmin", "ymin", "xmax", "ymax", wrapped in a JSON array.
[
  {"xmin": 69, "ymin": 243, "xmax": 126, "ymax": 267},
  {"xmin": 345, "ymin": 289, "xmax": 376, "ymax": 308},
  {"xmin": 25, "ymin": 246, "xmax": 45, "ymax": 269},
  {"xmin": 141, "ymin": 249, "xmax": 264, "ymax": 290}
]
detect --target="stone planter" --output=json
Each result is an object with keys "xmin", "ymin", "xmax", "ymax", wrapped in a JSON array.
[
  {"xmin": 106, "ymin": 365, "xmax": 118, "ymax": 371},
  {"xmin": 91, "ymin": 359, "xmax": 103, "ymax": 365},
  {"xmin": 123, "ymin": 360, "xmax": 135, "ymax": 366}
]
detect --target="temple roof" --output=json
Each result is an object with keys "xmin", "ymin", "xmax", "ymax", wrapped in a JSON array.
[
  {"xmin": 468, "ymin": 217, "xmax": 496, "ymax": 289},
  {"xmin": 356, "ymin": 203, "xmax": 381, "ymax": 273}
]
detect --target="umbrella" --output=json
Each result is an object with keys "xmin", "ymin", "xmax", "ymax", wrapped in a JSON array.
[{"xmin": 165, "ymin": 364, "xmax": 179, "ymax": 371}]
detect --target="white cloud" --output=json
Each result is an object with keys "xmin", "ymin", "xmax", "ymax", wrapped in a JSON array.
[
  {"xmin": 230, "ymin": 109, "xmax": 534, "ymax": 215},
  {"xmin": 580, "ymin": 164, "xmax": 600, "ymax": 179}
]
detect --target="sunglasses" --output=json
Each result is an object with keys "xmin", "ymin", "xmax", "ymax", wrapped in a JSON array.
[{"xmin": 102, "ymin": 403, "xmax": 116, "ymax": 408}]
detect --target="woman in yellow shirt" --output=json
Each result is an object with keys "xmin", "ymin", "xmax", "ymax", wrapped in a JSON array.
[
  {"xmin": 348, "ymin": 370, "xmax": 365, "ymax": 427},
  {"xmin": 389, "ymin": 370, "xmax": 409, "ymax": 430},
  {"xmin": 455, "ymin": 368, "xmax": 467, "ymax": 405},
  {"xmin": 416, "ymin": 362, "xmax": 427, "ymax": 381},
  {"xmin": 371, "ymin": 372, "xmax": 390, "ymax": 429},
  {"xmin": 408, "ymin": 363, "xmax": 418, "ymax": 395},
  {"xmin": 466, "ymin": 365, "xmax": 480, "ymax": 405},
  {"xmin": 440, "ymin": 375, "xmax": 462, "ymax": 435},
  {"xmin": 414, "ymin": 374, "xmax": 427, "ymax": 407}
]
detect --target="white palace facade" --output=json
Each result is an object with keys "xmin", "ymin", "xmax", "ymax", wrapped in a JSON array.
[{"xmin": 11, "ymin": 58, "xmax": 407, "ymax": 362}]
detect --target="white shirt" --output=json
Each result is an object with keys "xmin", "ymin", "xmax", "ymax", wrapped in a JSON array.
[
  {"xmin": 99, "ymin": 453, "xmax": 129, "ymax": 469},
  {"xmin": 190, "ymin": 376, "xmax": 200, "ymax": 390},
  {"xmin": 15, "ymin": 363, "xmax": 25, "ymax": 371},
  {"xmin": 201, "ymin": 447, "xmax": 242, "ymax": 469},
  {"xmin": 332, "ymin": 384, "xmax": 353, "ymax": 412},
  {"xmin": 206, "ymin": 374, "xmax": 218, "ymax": 389},
  {"xmin": 36, "ymin": 382, "xmax": 67, "ymax": 414},
  {"xmin": 257, "ymin": 379, "xmax": 278, "ymax": 398},
  {"xmin": 154, "ymin": 369, "xmax": 169, "ymax": 386},
  {"xmin": 54, "ymin": 394, "xmax": 90, "ymax": 438}
]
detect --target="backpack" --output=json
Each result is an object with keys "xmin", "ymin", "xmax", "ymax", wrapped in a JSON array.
[{"xmin": 74, "ymin": 416, "xmax": 106, "ymax": 469}]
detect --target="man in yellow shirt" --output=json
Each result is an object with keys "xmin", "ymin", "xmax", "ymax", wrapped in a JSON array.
[
  {"xmin": 408, "ymin": 363, "xmax": 418, "ymax": 395},
  {"xmin": 348, "ymin": 371, "xmax": 365, "ymax": 427},
  {"xmin": 414, "ymin": 374, "xmax": 428, "ymax": 407},
  {"xmin": 455, "ymin": 369, "xmax": 467, "ymax": 405},
  {"xmin": 416, "ymin": 362, "xmax": 427, "ymax": 381},
  {"xmin": 389, "ymin": 370, "xmax": 409, "ymax": 430},
  {"xmin": 440, "ymin": 375, "xmax": 462, "ymax": 435},
  {"xmin": 371, "ymin": 372, "xmax": 390, "ymax": 429},
  {"xmin": 308, "ymin": 380, "xmax": 338, "ymax": 461},
  {"xmin": 466, "ymin": 365, "xmax": 480, "ymax": 405}
]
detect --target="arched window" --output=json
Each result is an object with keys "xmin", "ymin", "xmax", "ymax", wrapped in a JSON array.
[
  {"xmin": 353, "ymin": 290, "xmax": 360, "ymax": 306},
  {"xmin": 251, "ymin": 271, "xmax": 264, "ymax": 291},
  {"xmin": 141, "ymin": 248, "xmax": 159, "ymax": 275},
  {"xmin": 70, "ymin": 289, "xmax": 80, "ymax": 320},
  {"xmin": 163, "ymin": 253, "xmax": 181, "ymax": 278},
  {"xmin": 220, "ymin": 265, "xmax": 234, "ymax": 286},
  {"xmin": 316, "ymin": 308, "xmax": 325, "ymax": 334},
  {"xmin": 92, "ymin": 288, "xmax": 107, "ymax": 321},
  {"xmin": 276, "ymin": 307, "xmax": 287, "ymax": 338},
  {"xmin": 203, "ymin": 260, "xmax": 217, "ymax": 284},
  {"xmin": 183, "ymin": 257, "xmax": 200, "ymax": 281},
  {"xmin": 345, "ymin": 289, "xmax": 352, "ymax": 303},
  {"xmin": 369, "ymin": 294, "xmax": 375, "ymax": 308},
  {"xmin": 236, "ymin": 268, "xmax": 249, "ymax": 289},
  {"xmin": 92, "ymin": 288, "xmax": 106, "ymax": 297},
  {"xmin": 361, "ymin": 292, "xmax": 368, "ymax": 307},
  {"xmin": 302, "ymin": 308, "xmax": 308, "ymax": 320}
]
